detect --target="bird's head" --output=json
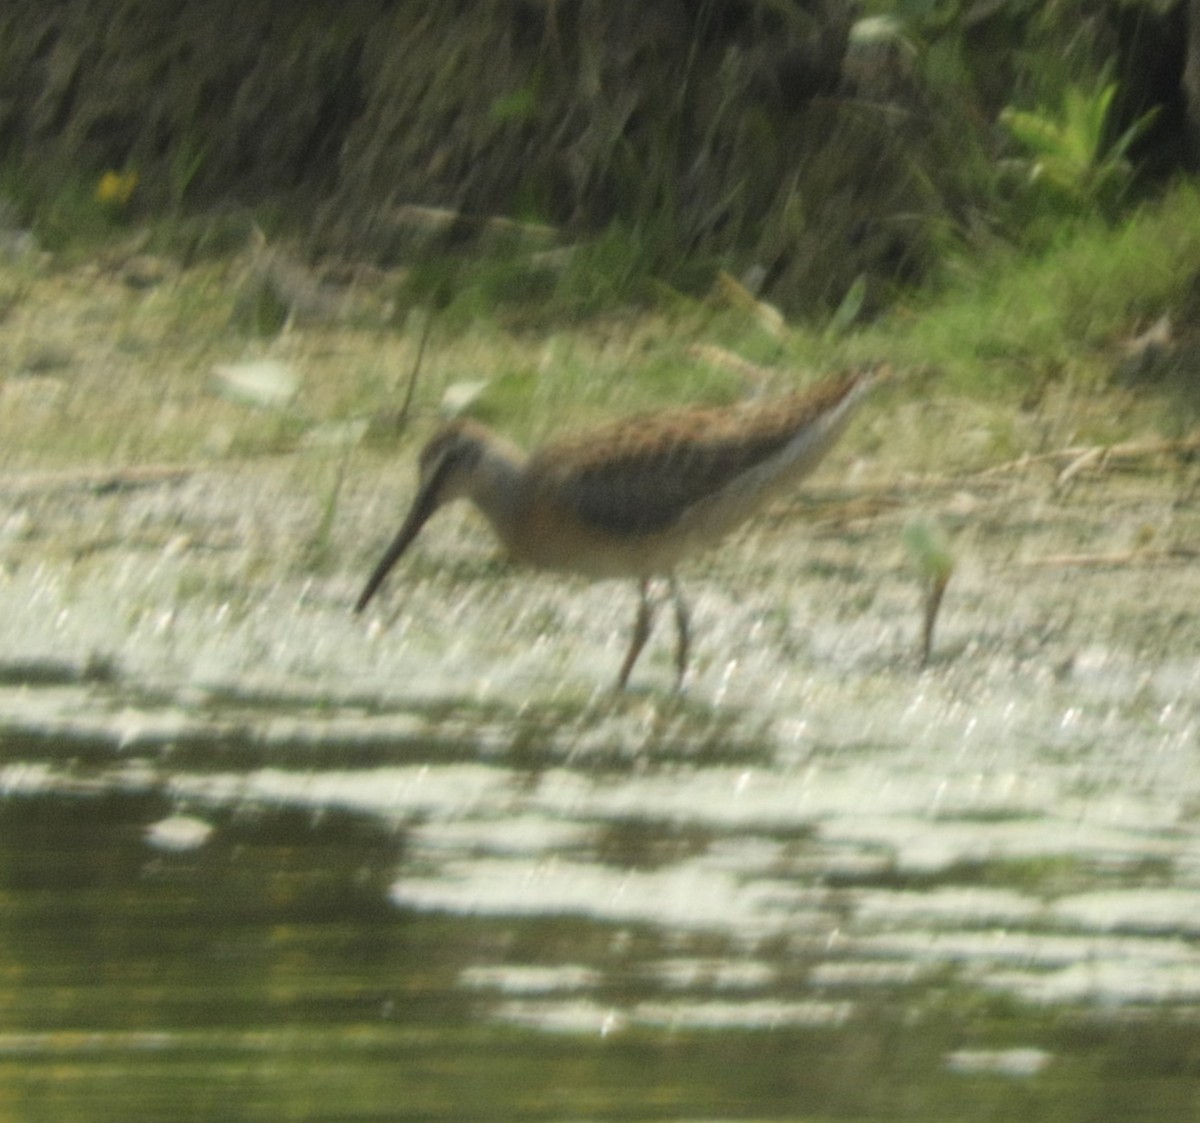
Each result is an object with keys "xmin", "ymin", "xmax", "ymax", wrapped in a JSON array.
[{"xmin": 353, "ymin": 420, "xmax": 495, "ymax": 613}]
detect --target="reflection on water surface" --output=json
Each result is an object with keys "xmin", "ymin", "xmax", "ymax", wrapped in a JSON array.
[{"xmin": 3, "ymin": 669, "xmax": 1200, "ymax": 1121}]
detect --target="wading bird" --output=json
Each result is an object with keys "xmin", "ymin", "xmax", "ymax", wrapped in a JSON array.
[{"xmin": 355, "ymin": 367, "xmax": 878, "ymax": 689}]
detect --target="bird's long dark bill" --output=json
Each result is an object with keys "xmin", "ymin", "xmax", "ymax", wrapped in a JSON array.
[{"xmin": 353, "ymin": 469, "xmax": 446, "ymax": 613}]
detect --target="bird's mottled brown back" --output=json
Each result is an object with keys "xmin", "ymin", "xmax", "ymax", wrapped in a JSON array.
[{"xmin": 529, "ymin": 372, "xmax": 868, "ymax": 537}]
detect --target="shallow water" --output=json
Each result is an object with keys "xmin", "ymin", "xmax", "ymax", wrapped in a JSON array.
[{"xmin": 2, "ymin": 463, "xmax": 1200, "ymax": 1119}]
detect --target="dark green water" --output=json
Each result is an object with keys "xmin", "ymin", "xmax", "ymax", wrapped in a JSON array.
[{"xmin": 3, "ymin": 783, "xmax": 1200, "ymax": 1122}]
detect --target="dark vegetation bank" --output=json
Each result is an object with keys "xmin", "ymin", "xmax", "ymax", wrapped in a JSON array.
[{"xmin": 0, "ymin": 0, "xmax": 1197, "ymax": 322}]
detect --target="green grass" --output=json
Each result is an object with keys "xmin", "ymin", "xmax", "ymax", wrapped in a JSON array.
[
  {"xmin": 850, "ymin": 180, "xmax": 1200, "ymax": 394},
  {"xmin": 3, "ymin": 179, "xmax": 1200, "ymax": 479}
]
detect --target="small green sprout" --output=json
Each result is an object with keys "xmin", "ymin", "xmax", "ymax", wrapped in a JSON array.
[{"xmin": 903, "ymin": 516, "xmax": 955, "ymax": 667}]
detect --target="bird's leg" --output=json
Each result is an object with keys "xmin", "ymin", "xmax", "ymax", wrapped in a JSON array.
[
  {"xmin": 668, "ymin": 576, "xmax": 691, "ymax": 690},
  {"xmin": 616, "ymin": 577, "xmax": 657, "ymax": 690}
]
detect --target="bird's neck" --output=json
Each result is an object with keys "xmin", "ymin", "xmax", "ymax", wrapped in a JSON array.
[{"xmin": 466, "ymin": 436, "xmax": 531, "ymax": 546}]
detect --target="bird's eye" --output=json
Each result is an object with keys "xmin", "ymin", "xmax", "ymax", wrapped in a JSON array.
[{"xmin": 444, "ymin": 437, "xmax": 481, "ymax": 472}]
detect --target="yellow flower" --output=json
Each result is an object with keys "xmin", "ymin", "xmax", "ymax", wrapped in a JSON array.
[{"xmin": 95, "ymin": 169, "xmax": 139, "ymax": 206}]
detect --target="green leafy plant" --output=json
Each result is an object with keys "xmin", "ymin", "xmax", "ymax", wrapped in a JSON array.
[
  {"xmin": 903, "ymin": 517, "xmax": 955, "ymax": 667},
  {"xmin": 999, "ymin": 74, "xmax": 1159, "ymax": 212}
]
